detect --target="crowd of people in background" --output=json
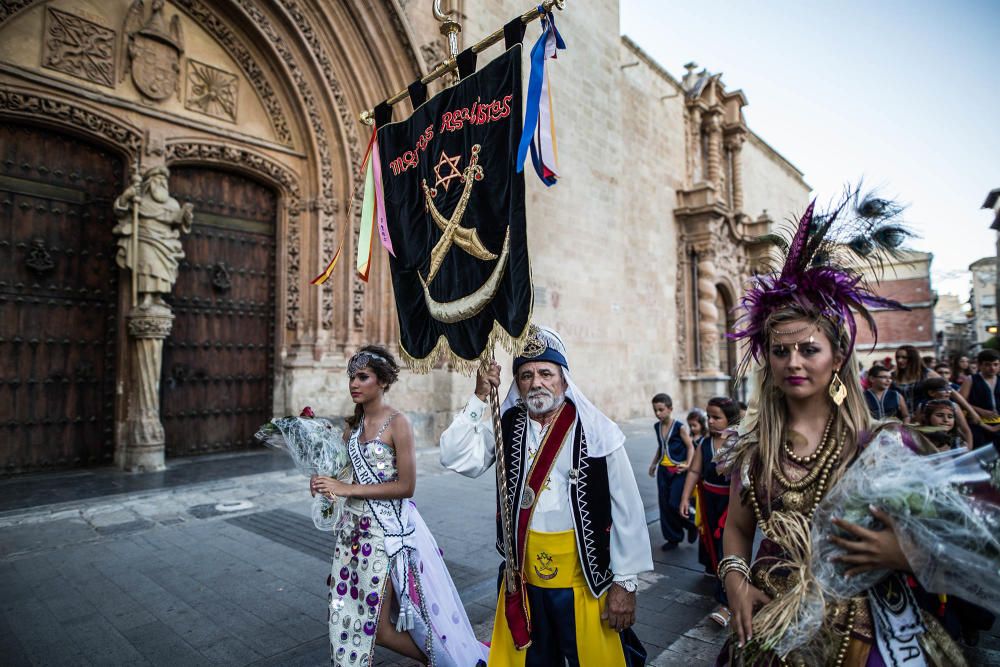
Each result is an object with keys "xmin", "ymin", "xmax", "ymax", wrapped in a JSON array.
[
  {"xmin": 859, "ymin": 346, "xmax": 1000, "ymax": 451},
  {"xmin": 649, "ymin": 345, "xmax": 998, "ymax": 637}
]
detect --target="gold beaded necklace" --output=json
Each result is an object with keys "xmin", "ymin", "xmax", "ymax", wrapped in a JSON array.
[
  {"xmin": 749, "ymin": 421, "xmax": 846, "ymax": 522},
  {"xmin": 773, "ymin": 416, "xmax": 836, "ymax": 492}
]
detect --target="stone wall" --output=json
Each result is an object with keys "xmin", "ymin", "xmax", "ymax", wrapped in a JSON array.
[{"xmin": 741, "ymin": 133, "xmax": 809, "ymax": 228}]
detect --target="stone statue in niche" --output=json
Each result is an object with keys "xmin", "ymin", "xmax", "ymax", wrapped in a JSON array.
[
  {"xmin": 121, "ymin": 0, "xmax": 184, "ymax": 101},
  {"xmin": 112, "ymin": 165, "xmax": 193, "ymax": 307}
]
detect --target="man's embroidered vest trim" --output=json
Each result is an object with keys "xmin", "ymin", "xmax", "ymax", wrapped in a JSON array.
[{"xmin": 494, "ymin": 403, "xmax": 615, "ymax": 597}]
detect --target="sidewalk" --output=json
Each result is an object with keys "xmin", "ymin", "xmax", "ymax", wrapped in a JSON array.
[{"xmin": 0, "ymin": 419, "xmax": 996, "ymax": 666}]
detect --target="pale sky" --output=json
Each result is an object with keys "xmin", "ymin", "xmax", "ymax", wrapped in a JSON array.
[{"xmin": 621, "ymin": 0, "xmax": 999, "ymax": 298}]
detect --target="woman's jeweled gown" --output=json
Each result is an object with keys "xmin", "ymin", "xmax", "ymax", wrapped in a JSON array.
[{"xmin": 328, "ymin": 415, "xmax": 489, "ymax": 667}]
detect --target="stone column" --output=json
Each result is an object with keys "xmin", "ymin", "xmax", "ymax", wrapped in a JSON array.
[
  {"xmin": 119, "ymin": 303, "xmax": 173, "ymax": 471},
  {"xmin": 696, "ymin": 246, "xmax": 720, "ymax": 373},
  {"xmin": 704, "ymin": 112, "xmax": 723, "ymax": 190},
  {"xmin": 686, "ymin": 105, "xmax": 703, "ymax": 184},
  {"xmin": 726, "ymin": 133, "xmax": 746, "ymax": 212}
]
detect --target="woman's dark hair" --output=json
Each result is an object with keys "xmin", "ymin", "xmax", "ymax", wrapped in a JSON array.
[
  {"xmin": 345, "ymin": 345, "xmax": 400, "ymax": 429},
  {"xmin": 707, "ymin": 396, "xmax": 740, "ymax": 427},
  {"xmin": 686, "ymin": 409, "xmax": 707, "ymax": 436},
  {"xmin": 651, "ymin": 393, "xmax": 672, "ymax": 408},
  {"xmin": 895, "ymin": 345, "xmax": 924, "ymax": 384},
  {"xmin": 951, "ymin": 355, "xmax": 971, "ymax": 379}
]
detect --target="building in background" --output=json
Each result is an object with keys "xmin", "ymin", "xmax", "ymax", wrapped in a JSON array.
[
  {"xmin": 854, "ymin": 250, "xmax": 936, "ymax": 369},
  {"xmin": 968, "ymin": 256, "xmax": 998, "ymax": 352},
  {"xmin": 984, "ymin": 187, "xmax": 1000, "ymax": 325},
  {"xmin": 0, "ymin": 1, "xmax": 808, "ymax": 472},
  {"xmin": 934, "ymin": 293, "xmax": 970, "ymax": 362}
]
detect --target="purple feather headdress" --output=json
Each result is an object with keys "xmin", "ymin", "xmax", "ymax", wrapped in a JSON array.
[{"xmin": 730, "ymin": 186, "xmax": 912, "ymax": 375}]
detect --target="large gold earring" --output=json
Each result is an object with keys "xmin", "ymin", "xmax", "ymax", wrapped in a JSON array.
[{"xmin": 829, "ymin": 371, "xmax": 847, "ymax": 406}]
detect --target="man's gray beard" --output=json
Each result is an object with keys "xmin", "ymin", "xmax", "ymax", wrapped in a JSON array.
[
  {"xmin": 148, "ymin": 181, "xmax": 169, "ymax": 203},
  {"xmin": 523, "ymin": 388, "xmax": 565, "ymax": 416}
]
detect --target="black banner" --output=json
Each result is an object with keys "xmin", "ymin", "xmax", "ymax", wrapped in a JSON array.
[{"xmin": 378, "ymin": 46, "xmax": 531, "ymax": 370}]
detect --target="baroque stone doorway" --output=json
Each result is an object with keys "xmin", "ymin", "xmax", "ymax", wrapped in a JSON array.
[
  {"xmin": 0, "ymin": 124, "xmax": 123, "ymax": 472},
  {"xmin": 161, "ymin": 166, "xmax": 276, "ymax": 456}
]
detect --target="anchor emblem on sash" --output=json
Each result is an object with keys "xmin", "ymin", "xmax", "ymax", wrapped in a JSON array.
[{"xmin": 419, "ymin": 144, "xmax": 511, "ymax": 323}]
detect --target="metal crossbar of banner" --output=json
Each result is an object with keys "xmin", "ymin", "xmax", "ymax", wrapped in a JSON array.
[{"xmin": 359, "ymin": 0, "xmax": 565, "ymax": 124}]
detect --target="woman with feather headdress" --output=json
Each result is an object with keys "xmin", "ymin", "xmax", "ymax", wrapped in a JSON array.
[{"xmin": 713, "ymin": 189, "xmax": 975, "ymax": 666}]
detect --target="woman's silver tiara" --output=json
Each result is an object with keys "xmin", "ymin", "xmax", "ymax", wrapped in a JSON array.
[{"xmin": 347, "ymin": 351, "xmax": 388, "ymax": 376}]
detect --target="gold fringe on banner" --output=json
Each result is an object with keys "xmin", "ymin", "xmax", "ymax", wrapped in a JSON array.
[{"xmin": 398, "ymin": 316, "xmax": 533, "ymax": 376}]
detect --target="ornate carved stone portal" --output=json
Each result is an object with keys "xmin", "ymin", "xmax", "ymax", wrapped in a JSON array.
[
  {"xmin": 676, "ymin": 66, "xmax": 758, "ymax": 407},
  {"xmin": 112, "ymin": 165, "xmax": 193, "ymax": 471}
]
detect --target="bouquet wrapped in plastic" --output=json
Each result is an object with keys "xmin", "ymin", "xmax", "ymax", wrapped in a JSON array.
[
  {"xmin": 255, "ymin": 407, "xmax": 351, "ymax": 531},
  {"xmin": 751, "ymin": 428, "xmax": 1000, "ymax": 658}
]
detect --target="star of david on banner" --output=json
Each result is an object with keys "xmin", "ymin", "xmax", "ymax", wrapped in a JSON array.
[{"xmin": 377, "ymin": 46, "xmax": 532, "ymax": 373}]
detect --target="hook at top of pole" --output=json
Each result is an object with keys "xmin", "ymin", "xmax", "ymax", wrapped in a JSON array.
[
  {"xmin": 433, "ymin": 0, "xmax": 462, "ymax": 58},
  {"xmin": 432, "ymin": 0, "xmax": 455, "ymax": 22}
]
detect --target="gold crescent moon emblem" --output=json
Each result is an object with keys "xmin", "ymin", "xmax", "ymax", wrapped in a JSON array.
[{"xmin": 420, "ymin": 228, "xmax": 510, "ymax": 324}]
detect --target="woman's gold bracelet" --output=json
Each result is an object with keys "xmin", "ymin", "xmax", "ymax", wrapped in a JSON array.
[{"xmin": 717, "ymin": 555, "xmax": 752, "ymax": 591}]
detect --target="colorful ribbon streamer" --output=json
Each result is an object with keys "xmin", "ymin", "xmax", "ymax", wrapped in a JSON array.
[
  {"xmin": 311, "ymin": 124, "xmax": 393, "ymax": 286},
  {"xmin": 372, "ymin": 138, "xmax": 394, "ymax": 258},
  {"xmin": 355, "ymin": 144, "xmax": 376, "ymax": 282},
  {"xmin": 516, "ymin": 8, "xmax": 565, "ymax": 186}
]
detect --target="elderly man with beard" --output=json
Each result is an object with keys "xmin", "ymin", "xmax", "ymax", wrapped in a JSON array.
[
  {"xmin": 440, "ymin": 326, "xmax": 652, "ymax": 667},
  {"xmin": 112, "ymin": 165, "xmax": 193, "ymax": 306}
]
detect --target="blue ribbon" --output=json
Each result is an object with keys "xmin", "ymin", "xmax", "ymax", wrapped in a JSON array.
[{"xmin": 516, "ymin": 8, "xmax": 565, "ymax": 177}]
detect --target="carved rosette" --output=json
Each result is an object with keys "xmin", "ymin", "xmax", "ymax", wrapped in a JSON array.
[{"xmin": 185, "ymin": 59, "xmax": 238, "ymax": 121}]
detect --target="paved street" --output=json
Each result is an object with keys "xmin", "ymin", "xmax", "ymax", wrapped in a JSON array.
[{"xmin": 1, "ymin": 419, "xmax": 997, "ymax": 666}]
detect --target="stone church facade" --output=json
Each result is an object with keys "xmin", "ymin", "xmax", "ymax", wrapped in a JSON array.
[{"xmin": 0, "ymin": 0, "xmax": 808, "ymax": 473}]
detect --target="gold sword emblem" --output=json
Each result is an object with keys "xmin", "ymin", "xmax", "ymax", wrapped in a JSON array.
[
  {"xmin": 418, "ymin": 143, "xmax": 511, "ymax": 324},
  {"xmin": 420, "ymin": 144, "xmax": 497, "ymax": 284},
  {"xmin": 533, "ymin": 551, "xmax": 558, "ymax": 581}
]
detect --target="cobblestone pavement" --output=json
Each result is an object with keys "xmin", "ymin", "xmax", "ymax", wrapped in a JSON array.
[{"xmin": 1, "ymin": 419, "xmax": 996, "ymax": 666}]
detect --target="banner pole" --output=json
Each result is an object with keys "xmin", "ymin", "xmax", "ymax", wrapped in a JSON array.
[{"xmin": 487, "ymin": 351, "xmax": 517, "ymax": 590}]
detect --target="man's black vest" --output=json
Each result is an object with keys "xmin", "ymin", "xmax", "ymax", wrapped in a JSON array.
[
  {"xmin": 494, "ymin": 402, "xmax": 615, "ymax": 597},
  {"xmin": 969, "ymin": 373, "xmax": 1000, "ymax": 413}
]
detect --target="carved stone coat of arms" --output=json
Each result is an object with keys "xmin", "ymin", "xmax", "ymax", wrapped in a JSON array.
[{"xmin": 121, "ymin": 0, "xmax": 184, "ymax": 101}]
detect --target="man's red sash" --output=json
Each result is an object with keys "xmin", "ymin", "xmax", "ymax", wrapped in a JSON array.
[{"xmin": 504, "ymin": 401, "xmax": 577, "ymax": 650}]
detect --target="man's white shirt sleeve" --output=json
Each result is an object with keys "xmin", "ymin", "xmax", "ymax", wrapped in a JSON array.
[
  {"xmin": 608, "ymin": 446, "xmax": 654, "ymax": 584},
  {"xmin": 439, "ymin": 395, "xmax": 495, "ymax": 478}
]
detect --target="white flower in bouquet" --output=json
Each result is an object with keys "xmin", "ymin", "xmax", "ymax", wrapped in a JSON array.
[{"xmin": 255, "ymin": 407, "xmax": 352, "ymax": 530}]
